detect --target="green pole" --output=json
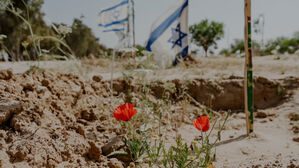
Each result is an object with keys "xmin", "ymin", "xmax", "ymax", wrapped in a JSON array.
[{"xmin": 244, "ymin": 0, "xmax": 254, "ymax": 135}]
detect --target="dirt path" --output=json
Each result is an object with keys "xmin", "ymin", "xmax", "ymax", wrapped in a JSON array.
[
  {"xmin": 167, "ymin": 88, "xmax": 299, "ymax": 167},
  {"xmin": 1, "ymin": 55, "xmax": 298, "ymax": 81}
]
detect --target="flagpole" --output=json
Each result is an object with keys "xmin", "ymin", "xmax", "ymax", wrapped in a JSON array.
[
  {"xmin": 244, "ymin": 0, "xmax": 254, "ymax": 135},
  {"xmin": 132, "ymin": 0, "xmax": 136, "ymax": 47},
  {"xmin": 130, "ymin": 0, "xmax": 137, "ymax": 67},
  {"xmin": 127, "ymin": 0, "xmax": 131, "ymax": 48},
  {"xmin": 110, "ymin": 49, "xmax": 115, "ymax": 101}
]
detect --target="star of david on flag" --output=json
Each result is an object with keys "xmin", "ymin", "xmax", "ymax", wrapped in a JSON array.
[
  {"xmin": 146, "ymin": 0, "xmax": 189, "ymax": 67},
  {"xmin": 168, "ymin": 23, "xmax": 187, "ymax": 49}
]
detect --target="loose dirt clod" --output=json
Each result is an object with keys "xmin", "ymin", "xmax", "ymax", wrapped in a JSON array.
[
  {"xmin": 293, "ymin": 137, "xmax": 299, "ymax": 143},
  {"xmin": 0, "ymin": 69, "xmax": 13, "ymax": 80},
  {"xmin": 93, "ymin": 75, "xmax": 103, "ymax": 82},
  {"xmin": 255, "ymin": 111, "xmax": 268, "ymax": 118},
  {"xmin": 86, "ymin": 141, "xmax": 102, "ymax": 162},
  {"xmin": 102, "ymin": 136, "xmax": 125, "ymax": 156},
  {"xmin": 108, "ymin": 158, "xmax": 124, "ymax": 168},
  {"xmin": 289, "ymin": 113, "xmax": 299, "ymax": 121},
  {"xmin": 0, "ymin": 99, "xmax": 22, "ymax": 125}
]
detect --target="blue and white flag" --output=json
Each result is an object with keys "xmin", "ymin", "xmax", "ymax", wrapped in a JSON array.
[
  {"xmin": 98, "ymin": 0, "xmax": 128, "ymax": 33},
  {"xmin": 146, "ymin": 0, "xmax": 189, "ymax": 67}
]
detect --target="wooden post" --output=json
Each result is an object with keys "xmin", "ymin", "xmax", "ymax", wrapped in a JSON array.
[{"xmin": 244, "ymin": 0, "xmax": 254, "ymax": 135}]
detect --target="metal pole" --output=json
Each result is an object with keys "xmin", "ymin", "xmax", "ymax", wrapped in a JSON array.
[
  {"xmin": 131, "ymin": 0, "xmax": 136, "ymax": 67},
  {"xmin": 127, "ymin": 1, "xmax": 130, "ymax": 48},
  {"xmin": 261, "ymin": 15, "xmax": 265, "ymax": 49},
  {"xmin": 110, "ymin": 49, "xmax": 115, "ymax": 100},
  {"xmin": 132, "ymin": 0, "xmax": 136, "ymax": 47},
  {"xmin": 244, "ymin": 0, "xmax": 254, "ymax": 135}
]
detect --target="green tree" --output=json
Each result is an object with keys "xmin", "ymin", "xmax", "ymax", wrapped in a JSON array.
[
  {"xmin": 230, "ymin": 39, "xmax": 245, "ymax": 54},
  {"xmin": 219, "ymin": 39, "xmax": 261, "ymax": 56},
  {"xmin": 293, "ymin": 31, "xmax": 299, "ymax": 39},
  {"xmin": 1, "ymin": 0, "xmax": 106, "ymax": 60},
  {"xmin": 278, "ymin": 38, "xmax": 298, "ymax": 54},
  {"xmin": 65, "ymin": 18, "xmax": 106, "ymax": 58},
  {"xmin": 189, "ymin": 19, "xmax": 224, "ymax": 57},
  {"xmin": 261, "ymin": 35, "xmax": 299, "ymax": 56},
  {"xmin": 0, "ymin": 0, "xmax": 52, "ymax": 60}
]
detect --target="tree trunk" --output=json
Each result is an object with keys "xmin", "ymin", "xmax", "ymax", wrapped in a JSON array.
[{"xmin": 204, "ymin": 48, "xmax": 208, "ymax": 57}]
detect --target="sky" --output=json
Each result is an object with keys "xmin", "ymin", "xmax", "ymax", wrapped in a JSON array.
[{"xmin": 42, "ymin": 0, "xmax": 299, "ymax": 52}]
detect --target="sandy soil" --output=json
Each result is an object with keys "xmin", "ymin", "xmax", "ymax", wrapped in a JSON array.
[
  {"xmin": 0, "ymin": 54, "xmax": 298, "ymax": 168},
  {"xmin": 172, "ymin": 89, "xmax": 299, "ymax": 167}
]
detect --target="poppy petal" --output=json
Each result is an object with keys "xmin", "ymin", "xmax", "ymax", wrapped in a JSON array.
[
  {"xmin": 193, "ymin": 116, "xmax": 210, "ymax": 132},
  {"xmin": 113, "ymin": 103, "xmax": 137, "ymax": 121}
]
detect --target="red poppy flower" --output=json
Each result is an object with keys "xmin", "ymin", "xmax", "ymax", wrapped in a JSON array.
[
  {"xmin": 113, "ymin": 103, "xmax": 137, "ymax": 121},
  {"xmin": 193, "ymin": 116, "xmax": 210, "ymax": 132}
]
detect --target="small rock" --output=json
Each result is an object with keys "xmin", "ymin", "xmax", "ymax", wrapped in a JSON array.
[
  {"xmin": 36, "ymin": 85, "xmax": 47, "ymax": 94},
  {"xmin": 77, "ymin": 119, "xmax": 88, "ymax": 125},
  {"xmin": 96, "ymin": 125, "xmax": 106, "ymax": 132},
  {"xmin": 289, "ymin": 113, "xmax": 299, "ymax": 121},
  {"xmin": 241, "ymin": 150, "xmax": 249, "ymax": 155},
  {"xmin": 109, "ymin": 152, "xmax": 132, "ymax": 163},
  {"xmin": 91, "ymin": 83, "xmax": 101, "ymax": 91},
  {"xmin": 81, "ymin": 109, "xmax": 97, "ymax": 121},
  {"xmin": 0, "ymin": 99, "xmax": 22, "ymax": 125},
  {"xmin": 108, "ymin": 158, "xmax": 124, "ymax": 168},
  {"xmin": 99, "ymin": 115, "xmax": 107, "ymax": 121},
  {"xmin": 0, "ymin": 69, "xmax": 13, "ymax": 80},
  {"xmin": 76, "ymin": 125, "xmax": 86, "ymax": 138},
  {"xmin": 292, "ymin": 126, "xmax": 299, "ymax": 134},
  {"xmin": 86, "ymin": 141, "xmax": 102, "ymax": 162},
  {"xmin": 41, "ymin": 79, "xmax": 50, "ymax": 87},
  {"xmin": 129, "ymin": 162, "xmax": 135, "ymax": 168},
  {"xmin": 255, "ymin": 111, "xmax": 267, "ymax": 118},
  {"xmin": 22, "ymin": 82, "xmax": 35, "ymax": 91},
  {"xmin": 260, "ymin": 120, "xmax": 267, "ymax": 123},
  {"xmin": 252, "ymin": 164, "xmax": 261, "ymax": 168},
  {"xmin": 0, "ymin": 130, "xmax": 6, "ymax": 138},
  {"xmin": 287, "ymin": 163, "xmax": 296, "ymax": 168},
  {"xmin": 292, "ymin": 137, "xmax": 299, "ymax": 142},
  {"xmin": 102, "ymin": 136, "xmax": 125, "ymax": 156},
  {"xmin": 7, "ymin": 143, "xmax": 29, "ymax": 162},
  {"xmin": 86, "ymin": 132, "xmax": 97, "ymax": 140},
  {"xmin": 92, "ymin": 75, "xmax": 103, "ymax": 82},
  {"xmin": 10, "ymin": 115, "xmax": 31, "ymax": 133}
]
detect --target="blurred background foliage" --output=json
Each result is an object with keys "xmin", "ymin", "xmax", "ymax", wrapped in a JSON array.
[
  {"xmin": 0, "ymin": 0, "xmax": 298, "ymax": 61},
  {"xmin": 65, "ymin": 18, "xmax": 106, "ymax": 59},
  {"xmin": 0, "ymin": 0, "xmax": 107, "ymax": 61},
  {"xmin": 220, "ymin": 32, "xmax": 299, "ymax": 57}
]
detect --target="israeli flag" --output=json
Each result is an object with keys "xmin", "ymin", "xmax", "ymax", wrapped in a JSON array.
[
  {"xmin": 146, "ymin": 0, "xmax": 189, "ymax": 67},
  {"xmin": 98, "ymin": 0, "xmax": 128, "ymax": 32}
]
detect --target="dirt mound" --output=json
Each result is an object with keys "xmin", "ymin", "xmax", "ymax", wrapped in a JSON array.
[
  {"xmin": 0, "ymin": 70, "xmax": 117, "ymax": 167},
  {"xmin": 111, "ymin": 76, "xmax": 287, "ymax": 111},
  {"xmin": 279, "ymin": 76, "xmax": 299, "ymax": 90},
  {"xmin": 0, "ymin": 69, "xmax": 294, "ymax": 167}
]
